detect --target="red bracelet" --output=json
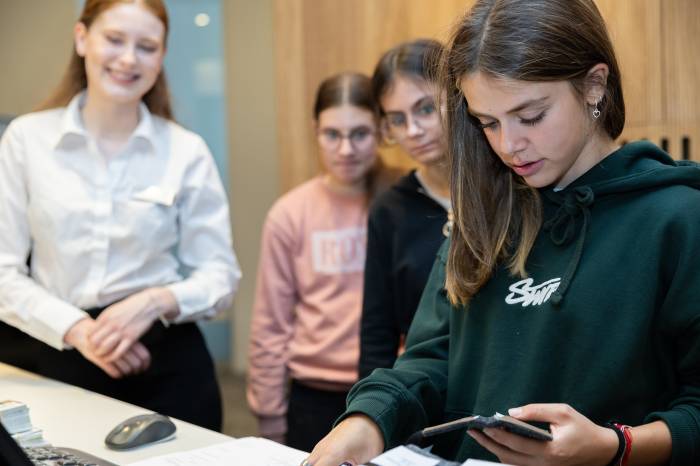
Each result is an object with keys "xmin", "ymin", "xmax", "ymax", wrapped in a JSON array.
[{"xmin": 612, "ymin": 422, "xmax": 633, "ymax": 466}]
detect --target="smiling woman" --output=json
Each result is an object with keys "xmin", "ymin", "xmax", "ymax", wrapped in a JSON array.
[{"xmin": 0, "ymin": 0, "xmax": 240, "ymax": 431}]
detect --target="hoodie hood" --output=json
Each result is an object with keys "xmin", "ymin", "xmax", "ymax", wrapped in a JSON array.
[{"xmin": 540, "ymin": 141, "xmax": 700, "ymax": 305}]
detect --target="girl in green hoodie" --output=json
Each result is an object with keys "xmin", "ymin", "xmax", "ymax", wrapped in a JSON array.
[{"xmin": 303, "ymin": 1, "xmax": 700, "ymax": 465}]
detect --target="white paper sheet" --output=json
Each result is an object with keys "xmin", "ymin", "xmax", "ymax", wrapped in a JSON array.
[
  {"xmin": 369, "ymin": 446, "xmax": 440, "ymax": 466},
  {"xmin": 127, "ymin": 437, "xmax": 307, "ymax": 466},
  {"xmin": 463, "ymin": 460, "xmax": 508, "ymax": 466}
]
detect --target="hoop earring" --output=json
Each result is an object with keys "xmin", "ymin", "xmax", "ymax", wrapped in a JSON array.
[{"xmin": 592, "ymin": 99, "xmax": 601, "ymax": 119}]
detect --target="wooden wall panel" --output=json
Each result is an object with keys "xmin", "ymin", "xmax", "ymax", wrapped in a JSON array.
[
  {"xmin": 663, "ymin": 0, "xmax": 700, "ymax": 126},
  {"xmin": 595, "ymin": 0, "xmax": 664, "ymax": 127},
  {"xmin": 274, "ymin": 0, "xmax": 311, "ymax": 190},
  {"xmin": 602, "ymin": 0, "xmax": 700, "ymax": 160},
  {"xmin": 663, "ymin": 0, "xmax": 699, "ymax": 161}
]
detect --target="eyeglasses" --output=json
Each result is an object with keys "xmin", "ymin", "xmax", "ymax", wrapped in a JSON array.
[
  {"xmin": 317, "ymin": 126, "xmax": 376, "ymax": 151},
  {"xmin": 383, "ymin": 99, "xmax": 439, "ymax": 141}
]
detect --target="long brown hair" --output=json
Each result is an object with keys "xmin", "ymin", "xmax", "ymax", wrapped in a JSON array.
[
  {"xmin": 313, "ymin": 72, "xmax": 397, "ymax": 201},
  {"xmin": 442, "ymin": 0, "xmax": 625, "ymax": 305},
  {"xmin": 37, "ymin": 0, "xmax": 173, "ymax": 119}
]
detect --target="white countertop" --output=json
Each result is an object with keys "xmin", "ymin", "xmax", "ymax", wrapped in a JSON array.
[{"xmin": 0, "ymin": 362, "xmax": 232, "ymax": 464}]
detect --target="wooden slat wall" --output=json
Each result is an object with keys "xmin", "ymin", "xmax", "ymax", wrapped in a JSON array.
[
  {"xmin": 599, "ymin": 0, "xmax": 699, "ymax": 160},
  {"xmin": 274, "ymin": 0, "xmax": 700, "ymax": 191},
  {"xmin": 595, "ymin": 0, "xmax": 664, "ymax": 128},
  {"xmin": 663, "ymin": 0, "xmax": 699, "ymax": 160},
  {"xmin": 664, "ymin": 0, "xmax": 700, "ymax": 126}
]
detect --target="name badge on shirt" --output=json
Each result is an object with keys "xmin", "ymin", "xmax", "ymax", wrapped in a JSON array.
[{"xmin": 132, "ymin": 186, "xmax": 176, "ymax": 206}]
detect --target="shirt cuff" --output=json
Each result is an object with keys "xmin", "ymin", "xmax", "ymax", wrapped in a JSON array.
[
  {"xmin": 165, "ymin": 280, "xmax": 218, "ymax": 322},
  {"xmin": 258, "ymin": 415, "xmax": 287, "ymax": 439},
  {"xmin": 32, "ymin": 300, "xmax": 89, "ymax": 350}
]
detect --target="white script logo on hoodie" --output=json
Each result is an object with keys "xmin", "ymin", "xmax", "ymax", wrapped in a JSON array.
[{"xmin": 505, "ymin": 278, "xmax": 561, "ymax": 307}]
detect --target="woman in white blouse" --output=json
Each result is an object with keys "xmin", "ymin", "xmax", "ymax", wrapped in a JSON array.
[{"xmin": 0, "ymin": 0, "xmax": 240, "ymax": 431}]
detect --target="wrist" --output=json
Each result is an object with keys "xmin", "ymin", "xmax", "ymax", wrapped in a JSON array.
[
  {"xmin": 258, "ymin": 415, "xmax": 287, "ymax": 439},
  {"xmin": 62, "ymin": 317, "xmax": 92, "ymax": 348},
  {"xmin": 604, "ymin": 422, "xmax": 633, "ymax": 466},
  {"xmin": 145, "ymin": 287, "xmax": 179, "ymax": 325},
  {"xmin": 598, "ymin": 424, "xmax": 620, "ymax": 466},
  {"xmin": 345, "ymin": 414, "xmax": 385, "ymax": 454}
]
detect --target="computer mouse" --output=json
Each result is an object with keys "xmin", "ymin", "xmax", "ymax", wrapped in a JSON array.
[{"xmin": 105, "ymin": 413, "xmax": 176, "ymax": 450}]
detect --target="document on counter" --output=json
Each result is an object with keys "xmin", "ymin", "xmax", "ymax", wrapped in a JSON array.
[
  {"xmin": 463, "ymin": 460, "xmax": 510, "ymax": 466},
  {"xmin": 128, "ymin": 437, "xmax": 307, "ymax": 466},
  {"xmin": 368, "ymin": 445, "xmax": 442, "ymax": 465},
  {"xmin": 367, "ymin": 445, "xmax": 506, "ymax": 466}
]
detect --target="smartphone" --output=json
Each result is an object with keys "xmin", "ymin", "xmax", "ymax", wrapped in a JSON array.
[
  {"xmin": 412, "ymin": 412, "xmax": 553, "ymax": 444},
  {"xmin": 465, "ymin": 413, "xmax": 553, "ymax": 441}
]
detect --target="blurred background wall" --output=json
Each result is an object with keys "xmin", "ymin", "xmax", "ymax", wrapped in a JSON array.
[
  {"xmin": 0, "ymin": 1, "xmax": 75, "ymax": 115},
  {"xmin": 0, "ymin": 0, "xmax": 698, "ymax": 374}
]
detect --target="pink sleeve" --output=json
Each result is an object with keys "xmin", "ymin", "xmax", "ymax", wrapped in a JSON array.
[{"xmin": 246, "ymin": 209, "xmax": 298, "ymax": 439}]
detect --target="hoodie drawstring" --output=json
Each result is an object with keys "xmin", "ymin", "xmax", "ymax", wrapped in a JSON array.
[{"xmin": 543, "ymin": 186, "xmax": 595, "ymax": 306}]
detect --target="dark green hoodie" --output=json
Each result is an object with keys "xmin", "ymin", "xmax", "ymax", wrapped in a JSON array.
[{"xmin": 342, "ymin": 141, "xmax": 700, "ymax": 464}]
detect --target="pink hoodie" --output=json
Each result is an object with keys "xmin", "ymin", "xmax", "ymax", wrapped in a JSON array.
[{"xmin": 247, "ymin": 177, "xmax": 368, "ymax": 439}]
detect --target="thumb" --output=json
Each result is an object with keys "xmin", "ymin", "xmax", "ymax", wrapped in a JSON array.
[{"xmin": 508, "ymin": 403, "xmax": 568, "ymax": 423}]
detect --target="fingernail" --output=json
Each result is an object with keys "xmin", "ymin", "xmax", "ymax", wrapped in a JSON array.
[
  {"xmin": 467, "ymin": 430, "xmax": 475, "ymax": 437},
  {"xmin": 508, "ymin": 407, "xmax": 522, "ymax": 416},
  {"xmin": 339, "ymin": 463, "xmax": 353, "ymax": 466}
]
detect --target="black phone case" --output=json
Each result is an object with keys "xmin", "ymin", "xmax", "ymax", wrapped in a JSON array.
[{"xmin": 467, "ymin": 415, "xmax": 553, "ymax": 441}]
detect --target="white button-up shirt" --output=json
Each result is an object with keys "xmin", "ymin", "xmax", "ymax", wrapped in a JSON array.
[{"xmin": 0, "ymin": 92, "xmax": 241, "ymax": 349}]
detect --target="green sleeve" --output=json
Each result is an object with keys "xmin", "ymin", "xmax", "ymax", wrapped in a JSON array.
[
  {"xmin": 338, "ymin": 240, "xmax": 452, "ymax": 449},
  {"xmin": 644, "ymin": 201, "xmax": 700, "ymax": 465}
]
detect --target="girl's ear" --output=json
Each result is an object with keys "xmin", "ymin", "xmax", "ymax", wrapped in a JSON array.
[
  {"xmin": 74, "ymin": 22, "xmax": 88, "ymax": 57},
  {"xmin": 584, "ymin": 63, "xmax": 610, "ymax": 106}
]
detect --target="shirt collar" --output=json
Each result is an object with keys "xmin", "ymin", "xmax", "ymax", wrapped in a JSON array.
[
  {"xmin": 131, "ymin": 101, "xmax": 156, "ymax": 149},
  {"xmin": 54, "ymin": 90, "xmax": 157, "ymax": 152},
  {"xmin": 54, "ymin": 92, "xmax": 88, "ymax": 147}
]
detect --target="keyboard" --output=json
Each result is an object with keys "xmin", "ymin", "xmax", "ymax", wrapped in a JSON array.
[{"xmin": 23, "ymin": 445, "xmax": 117, "ymax": 466}]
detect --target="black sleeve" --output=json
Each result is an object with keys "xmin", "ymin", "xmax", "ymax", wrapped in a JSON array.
[{"xmin": 358, "ymin": 205, "xmax": 400, "ymax": 379}]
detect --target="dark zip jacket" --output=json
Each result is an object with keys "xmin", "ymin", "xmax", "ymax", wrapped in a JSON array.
[
  {"xmin": 359, "ymin": 171, "xmax": 448, "ymax": 379},
  {"xmin": 342, "ymin": 142, "xmax": 700, "ymax": 464}
]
